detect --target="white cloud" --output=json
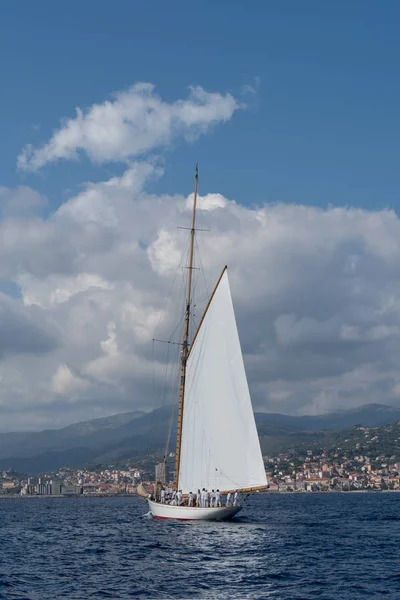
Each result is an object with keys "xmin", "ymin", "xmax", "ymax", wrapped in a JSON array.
[
  {"xmin": 2, "ymin": 169, "xmax": 400, "ymax": 430},
  {"xmin": 0, "ymin": 292, "xmax": 58, "ymax": 359},
  {"xmin": 17, "ymin": 84, "xmax": 239, "ymax": 171},
  {"xmin": 19, "ymin": 273, "xmax": 113, "ymax": 308},
  {"xmin": 0, "ymin": 186, "xmax": 47, "ymax": 217},
  {"xmin": 147, "ymin": 229, "xmax": 182, "ymax": 276},
  {"xmin": 2, "ymin": 79, "xmax": 400, "ymax": 430},
  {"xmin": 187, "ymin": 192, "xmax": 227, "ymax": 211},
  {"xmin": 52, "ymin": 364, "xmax": 90, "ymax": 396}
]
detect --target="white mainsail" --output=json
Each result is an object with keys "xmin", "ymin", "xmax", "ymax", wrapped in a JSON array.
[{"xmin": 178, "ymin": 268, "xmax": 267, "ymax": 494}]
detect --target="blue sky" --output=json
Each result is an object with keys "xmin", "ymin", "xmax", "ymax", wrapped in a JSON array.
[{"xmin": 1, "ymin": 0, "xmax": 399, "ymax": 210}]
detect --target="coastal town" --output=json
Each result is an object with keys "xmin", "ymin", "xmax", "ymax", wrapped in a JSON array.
[{"xmin": 1, "ymin": 423, "xmax": 399, "ymax": 496}]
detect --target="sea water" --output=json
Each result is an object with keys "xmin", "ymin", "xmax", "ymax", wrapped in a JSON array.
[{"xmin": 0, "ymin": 493, "xmax": 399, "ymax": 599}]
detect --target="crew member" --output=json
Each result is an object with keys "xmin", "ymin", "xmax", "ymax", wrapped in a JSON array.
[{"xmin": 210, "ymin": 490, "xmax": 215, "ymax": 507}]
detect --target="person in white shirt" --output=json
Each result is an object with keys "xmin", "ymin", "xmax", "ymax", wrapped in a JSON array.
[
  {"xmin": 196, "ymin": 489, "xmax": 201, "ymax": 507},
  {"xmin": 177, "ymin": 490, "xmax": 183, "ymax": 506},
  {"xmin": 201, "ymin": 488, "xmax": 207, "ymax": 507},
  {"xmin": 188, "ymin": 492, "xmax": 194, "ymax": 506},
  {"xmin": 215, "ymin": 489, "xmax": 221, "ymax": 507},
  {"xmin": 226, "ymin": 491, "xmax": 232, "ymax": 506},
  {"xmin": 210, "ymin": 490, "xmax": 215, "ymax": 507},
  {"xmin": 160, "ymin": 489, "xmax": 166, "ymax": 504},
  {"xmin": 233, "ymin": 490, "xmax": 239, "ymax": 506}
]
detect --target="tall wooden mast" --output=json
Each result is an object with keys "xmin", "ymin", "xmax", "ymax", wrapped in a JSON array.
[{"xmin": 174, "ymin": 165, "xmax": 198, "ymax": 489}]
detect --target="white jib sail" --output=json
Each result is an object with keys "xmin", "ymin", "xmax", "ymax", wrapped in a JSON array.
[{"xmin": 178, "ymin": 269, "xmax": 267, "ymax": 494}]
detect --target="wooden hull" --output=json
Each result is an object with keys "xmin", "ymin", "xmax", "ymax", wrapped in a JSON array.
[{"xmin": 148, "ymin": 499, "xmax": 241, "ymax": 521}]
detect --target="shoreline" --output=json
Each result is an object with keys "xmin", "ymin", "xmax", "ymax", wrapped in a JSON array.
[
  {"xmin": 1, "ymin": 489, "xmax": 399, "ymax": 499},
  {"xmin": 0, "ymin": 493, "xmax": 138, "ymax": 499}
]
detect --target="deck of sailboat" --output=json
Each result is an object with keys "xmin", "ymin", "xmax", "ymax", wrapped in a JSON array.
[{"xmin": 148, "ymin": 499, "xmax": 242, "ymax": 521}]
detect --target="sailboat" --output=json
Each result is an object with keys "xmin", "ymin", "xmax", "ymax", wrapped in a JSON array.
[{"xmin": 148, "ymin": 167, "xmax": 267, "ymax": 521}]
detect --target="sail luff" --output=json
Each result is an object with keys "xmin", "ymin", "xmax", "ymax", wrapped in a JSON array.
[{"xmin": 187, "ymin": 265, "xmax": 227, "ymax": 360}]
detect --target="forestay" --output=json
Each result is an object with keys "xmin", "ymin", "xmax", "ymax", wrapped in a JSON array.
[{"xmin": 178, "ymin": 269, "xmax": 267, "ymax": 494}]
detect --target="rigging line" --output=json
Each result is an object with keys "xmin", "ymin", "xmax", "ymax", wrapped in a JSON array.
[
  {"xmin": 159, "ymin": 318, "xmax": 182, "ymax": 403},
  {"xmin": 152, "ymin": 338, "xmax": 155, "ymax": 413},
  {"xmin": 168, "ymin": 311, "xmax": 186, "ymax": 343},
  {"xmin": 190, "ymin": 315, "xmax": 197, "ymax": 339},
  {"xmin": 153, "ymin": 338, "xmax": 183, "ymax": 346},
  {"xmin": 157, "ymin": 282, "xmax": 186, "ymax": 442},
  {"xmin": 194, "ymin": 221, "xmax": 210, "ymax": 303},
  {"xmin": 154, "ymin": 256, "xmax": 188, "ymax": 358},
  {"xmin": 192, "ymin": 248, "xmax": 205, "ymax": 307},
  {"xmin": 194, "ymin": 234, "xmax": 210, "ymax": 300},
  {"xmin": 163, "ymin": 342, "xmax": 181, "ymax": 459},
  {"xmin": 155, "ymin": 252, "xmax": 184, "ymax": 451},
  {"xmin": 152, "ymin": 234, "xmax": 191, "ymax": 340},
  {"xmin": 188, "ymin": 236, "xmax": 209, "ymax": 336},
  {"xmin": 158, "ymin": 339, "xmax": 172, "ymax": 409},
  {"xmin": 190, "ymin": 267, "xmax": 199, "ymax": 324},
  {"xmin": 153, "ymin": 332, "xmax": 179, "ymax": 412},
  {"xmin": 192, "ymin": 292, "xmax": 210, "ymax": 316},
  {"xmin": 161, "ymin": 358, "xmax": 179, "ymax": 457},
  {"xmin": 171, "ymin": 238, "xmax": 191, "ymax": 336}
]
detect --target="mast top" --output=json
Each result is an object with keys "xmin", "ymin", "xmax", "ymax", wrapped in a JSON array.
[{"xmin": 191, "ymin": 164, "xmax": 198, "ymax": 230}]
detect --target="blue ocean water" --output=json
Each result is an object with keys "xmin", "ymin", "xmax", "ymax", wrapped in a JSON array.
[{"xmin": 0, "ymin": 493, "xmax": 399, "ymax": 599}]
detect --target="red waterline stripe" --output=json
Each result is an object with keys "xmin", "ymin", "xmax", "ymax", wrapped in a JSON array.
[{"xmin": 152, "ymin": 515, "xmax": 190, "ymax": 521}]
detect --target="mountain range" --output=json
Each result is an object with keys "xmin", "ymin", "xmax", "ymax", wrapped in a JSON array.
[{"xmin": 1, "ymin": 403, "xmax": 400, "ymax": 473}]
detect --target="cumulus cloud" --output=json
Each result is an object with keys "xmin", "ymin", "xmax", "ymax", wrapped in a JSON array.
[
  {"xmin": 2, "ymin": 168, "xmax": 400, "ymax": 431},
  {"xmin": 0, "ymin": 186, "xmax": 47, "ymax": 217},
  {"xmin": 0, "ymin": 293, "xmax": 58, "ymax": 359},
  {"xmin": 3, "ymin": 80, "xmax": 400, "ymax": 430},
  {"xmin": 17, "ymin": 84, "xmax": 239, "ymax": 171},
  {"xmin": 52, "ymin": 364, "xmax": 90, "ymax": 396}
]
